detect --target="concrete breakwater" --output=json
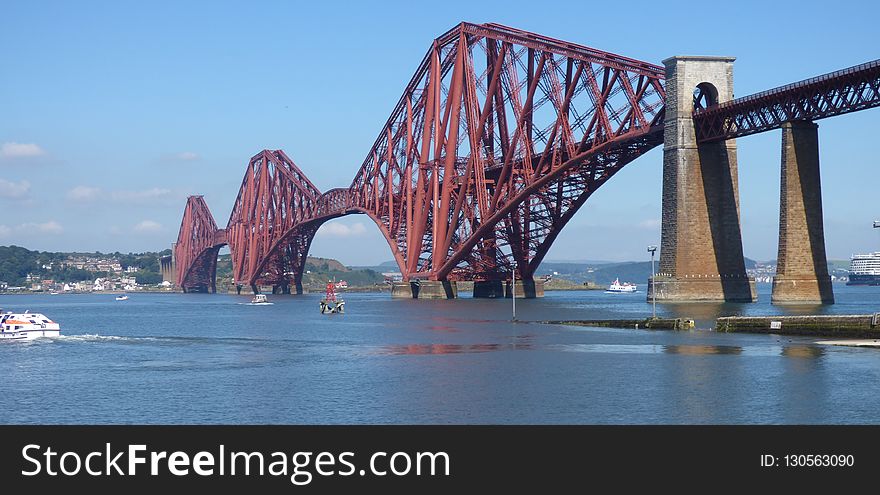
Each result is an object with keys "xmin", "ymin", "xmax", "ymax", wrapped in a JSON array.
[
  {"xmin": 716, "ymin": 314, "xmax": 880, "ymax": 338},
  {"xmin": 545, "ymin": 318, "xmax": 695, "ymax": 330}
]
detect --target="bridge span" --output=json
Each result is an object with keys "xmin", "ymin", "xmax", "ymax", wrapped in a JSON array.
[{"xmin": 172, "ymin": 22, "xmax": 880, "ymax": 303}]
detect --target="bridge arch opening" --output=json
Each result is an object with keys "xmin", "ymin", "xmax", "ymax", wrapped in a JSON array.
[
  {"xmin": 238, "ymin": 212, "xmax": 406, "ymax": 296},
  {"xmin": 693, "ymin": 82, "xmax": 719, "ymax": 111},
  {"xmin": 309, "ymin": 214, "xmax": 398, "ymax": 268},
  {"xmin": 539, "ymin": 146, "xmax": 664, "ymax": 268}
]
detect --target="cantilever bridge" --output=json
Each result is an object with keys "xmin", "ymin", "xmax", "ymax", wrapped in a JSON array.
[{"xmin": 174, "ymin": 22, "xmax": 880, "ymax": 301}]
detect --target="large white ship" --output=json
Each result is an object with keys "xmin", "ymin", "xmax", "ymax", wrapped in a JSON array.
[
  {"xmin": 847, "ymin": 221, "xmax": 880, "ymax": 286},
  {"xmin": 847, "ymin": 252, "xmax": 880, "ymax": 286}
]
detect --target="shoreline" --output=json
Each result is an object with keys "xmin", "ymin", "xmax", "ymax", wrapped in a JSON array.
[{"xmin": 1, "ymin": 289, "xmax": 181, "ymax": 295}]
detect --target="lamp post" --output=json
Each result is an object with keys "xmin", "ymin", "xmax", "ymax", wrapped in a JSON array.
[
  {"xmin": 647, "ymin": 245, "xmax": 657, "ymax": 319},
  {"xmin": 511, "ymin": 261, "xmax": 517, "ymax": 321}
]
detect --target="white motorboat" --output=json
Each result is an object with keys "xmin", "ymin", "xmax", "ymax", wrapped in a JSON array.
[
  {"xmin": 115, "ymin": 295, "xmax": 129, "ymax": 301},
  {"xmin": 250, "ymin": 294, "xmax": 273, "ymax": 305},
  {"xmin": 605, "ymin": 278, "xmax": 638, "ymax": 293},
  {"xmin": 0, "ymin": 311, "xmax": 61, "ymax": 341}
]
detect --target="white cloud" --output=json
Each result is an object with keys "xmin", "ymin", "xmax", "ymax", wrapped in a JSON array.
[
  {"xmin": 18, "ymin": 220, "xmax": 63, "ymax": 234},
  {"xmin": 0, "ymin": 221, "xmax": 62, "ymax": 236},
  {"xmin": 0, "ymin": 178, "xmax": 31, "ymax": 198},
  {"xmin": 637, "ymin": 219, "xmax": 661, "ymax": 230},
  {"xmin": 160, "ymin": 151, "xmax": 200, "ymax": 162},
  {"xmin": 316, "ymin": 222, "xmax": 368, "ymax": 238},
  {"xmin": 133, "ymin": 220, "xmax": 163, "ymax": 233},
  {"xmin": 67, "ymin": 185, "xmax": 101, "ymax": 201},
  {"xmin": 175, "ymin": 151, "xmax": 200, "ymax": 161},
  {"xmin": 1, "ymin": 142, "xmax": 46, "ymax": 158},
  {"xmin": 111, "ymin": 187, "xmax": 173, "ymax": 203},
  {"xmin": 68, "ymin": 186, "xmax": 181, "ymax": 204}
]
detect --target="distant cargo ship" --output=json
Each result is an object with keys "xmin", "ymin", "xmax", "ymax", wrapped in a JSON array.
[{"xmin": 847, "ymin": 252, "xmax": 880, "ymax": 286}]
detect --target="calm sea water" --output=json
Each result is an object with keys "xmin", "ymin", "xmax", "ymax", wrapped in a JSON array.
[{"xmin": 2, "ymin": 283, "xmax": 879, "ymax": 424}]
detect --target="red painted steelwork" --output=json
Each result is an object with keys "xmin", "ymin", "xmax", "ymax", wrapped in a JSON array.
[
  {"xmin": 175, "ymin": 196, "xmax": 227, "ymax": 293},
  {"xmin": 225, "ymin": 150, "xmax": 324, "ymax": 292},
  {"xmin": 344, "ymin": 22, "xmax": 666, "ymax": 281},
  {"xmin": 694, "ymin": 59, "xmax": 880, "ymax": 142},
  {"xmin": 175, "ymin": 22, "xmax": 668, "ymax": 290}
]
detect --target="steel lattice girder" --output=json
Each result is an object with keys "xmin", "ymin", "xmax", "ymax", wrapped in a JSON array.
[
  {"xmin": 175, "ymin": 23, "xmax": 669, "ymax": 286},
  {"xmin": 225, "ymin": 150, "xmax": 325, "ymax": 288},
  {"xmin": 174, "ymin": 196, "xmax": 227, "ymax": 292},
  {"xmin": 344, "ymin": 22, "xmax": 666, "ymax": 281},
  {"xmin": 694, "ymin": 59, "xmax": 880, "ymax": 142}
]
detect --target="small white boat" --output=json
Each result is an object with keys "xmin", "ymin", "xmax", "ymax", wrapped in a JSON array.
[
  {"xmin": 1, "ymin": 311, "xmax": 61, "ymax": 341},
  {"xmin": 605, "ymin": 278, "xmax": 638, "ymax": 293},
  {"xmin": 250, "ymin": 294, "xmax": 273, "ymax": 305},
  {"xmin": 115, "ymin": 295, "xmax": 129, "ymax": 301}
]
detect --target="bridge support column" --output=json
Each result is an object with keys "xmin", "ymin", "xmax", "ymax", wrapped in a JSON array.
[
  {"xmin": 473, "ymin": 277, "xmax": 545, "ymax": 299},
  {"xmin": 160, "ymin": 246, "xmax": 176, "ymax": 286},
  {"xmin": 771, "ymin": 121, "xmax": 834, "ymax": 304},
  {"xmin": 391, "ymin": 282, "xmax": 414, "ymax": 298},
  {"xmin": 473, "ymin": 280, "xmax": 505, "ymax": 298},
  {"xmin": 654, "ymin": 56, "xmax": 756, "ymax": 303},
  {"xmin": 391, "ymin": 280, "xmax": 457, "ymax": 299},
  {"xmin": 505, "ymin": 279, "xmax": 544, "ymax": 298}
]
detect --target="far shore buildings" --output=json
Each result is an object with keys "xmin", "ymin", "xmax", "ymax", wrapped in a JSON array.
[
  {"xmin": 65, "ymin": 256, "xmax": 123, "ymax": 273},
  {"xmin": 1, "ymin": 254, "xmax": 174, "ymax": 293}
]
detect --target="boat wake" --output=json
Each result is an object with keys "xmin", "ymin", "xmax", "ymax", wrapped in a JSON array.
[
  {"xmin": 48, "ymin": 334, "xmax": 272, "ymax": 346},
  {"xmin": 51, "ymin": 334, "xmax": 159, "ymax": 343}
]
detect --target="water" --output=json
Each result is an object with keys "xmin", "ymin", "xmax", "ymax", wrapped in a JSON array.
[{"xmin": 2, "ymin": 283, "xmax": 879, "ymax": 424}]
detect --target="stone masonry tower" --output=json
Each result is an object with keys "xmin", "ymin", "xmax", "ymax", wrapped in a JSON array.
[
  {"xmin": 770, "ymin": 121, "xmax": 834, "ymax": 304},
  {"xmin": 650, "ymin": 56, "xmax": 756, "ymax": 302}
]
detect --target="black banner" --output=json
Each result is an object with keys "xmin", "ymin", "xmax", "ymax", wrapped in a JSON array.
[{"xmin": 1, "ymin": 426, "xmax": 876, "ymax": 491}]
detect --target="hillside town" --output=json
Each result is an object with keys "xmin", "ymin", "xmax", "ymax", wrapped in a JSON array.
[{"xmin": 0, "ymin": 252, "xmax": 172, "ymax": 293}]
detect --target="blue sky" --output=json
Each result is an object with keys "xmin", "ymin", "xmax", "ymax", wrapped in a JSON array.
[{"xmin": 2, "ymin": 0, "xmax": 879, "ymax": 264}]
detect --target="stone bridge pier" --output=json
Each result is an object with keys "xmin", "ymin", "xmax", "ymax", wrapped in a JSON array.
[
  {"xmin": 159, "ymin": 244, "xmax": 176, "ymax": 286},
  {"xmin": 770, "ymin": 120, "xmax": 833, "ymax": 304},
  {"xmin": 651, "ymin": 56, "xmax": 834, "ymax": 305},
  {"xmin": 651, "ymin": 56, "xmax": 756, "ymax": 303}
]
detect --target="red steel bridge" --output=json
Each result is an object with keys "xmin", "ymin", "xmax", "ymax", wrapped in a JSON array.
[{"xmin": 174, "ymin": 22, "xmax": 880, "ymax": 294}]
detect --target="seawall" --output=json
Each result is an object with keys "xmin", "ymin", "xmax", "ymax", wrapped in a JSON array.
[{"xmin": 716, "ymin": 314, "xmax": 880, "ymax": 338}]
